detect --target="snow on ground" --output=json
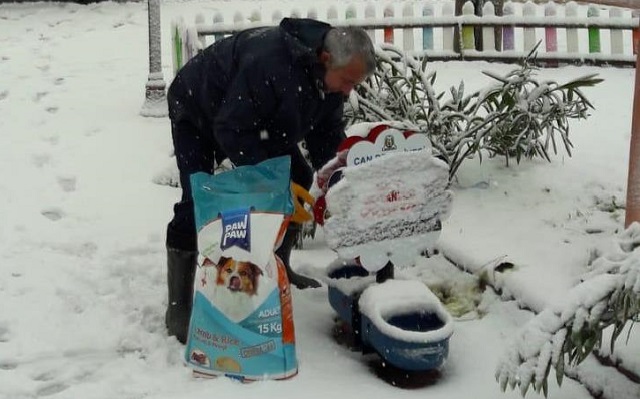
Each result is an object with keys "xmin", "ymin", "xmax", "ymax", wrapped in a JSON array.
[{"xmin": 0, "ymin": 1, "xmax": 638, "ymax": 398}]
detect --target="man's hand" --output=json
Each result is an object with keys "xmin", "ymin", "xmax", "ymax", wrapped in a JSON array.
[{"xmin": 291, "ymin": 182, "xmax": 315, "ymax": 224}]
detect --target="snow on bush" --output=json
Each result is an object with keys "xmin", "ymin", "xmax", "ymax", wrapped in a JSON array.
[
  {"xmin": 345, "ymin": 44, "xmax": 603, "ymax": 181},
  {"xmin": 495, "ymin": 222, "xmax": 640, "ymax": 396}
]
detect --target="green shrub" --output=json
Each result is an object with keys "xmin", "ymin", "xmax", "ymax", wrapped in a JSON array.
[{"xmin": 345, "ymin": 44, "xmax": 603, "ymax": 180}]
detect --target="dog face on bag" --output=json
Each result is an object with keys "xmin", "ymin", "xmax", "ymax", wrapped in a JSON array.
[
  {"xmin": 215, "ymin": 257, "xmax": 261, "ymax": 296},
  {"xmin": 200, "ymin": 256, "xmax": 263, "ymax": 322}
]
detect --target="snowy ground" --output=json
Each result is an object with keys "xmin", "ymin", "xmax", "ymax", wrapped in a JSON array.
[{"xmin": 0, "ymin": 1, "xmax": 638, "ymax": 398}]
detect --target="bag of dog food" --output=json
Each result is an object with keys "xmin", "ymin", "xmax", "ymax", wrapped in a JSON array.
[{"xmin": 184, "ymin": 156, "xmax": 297, "ymax": 380}]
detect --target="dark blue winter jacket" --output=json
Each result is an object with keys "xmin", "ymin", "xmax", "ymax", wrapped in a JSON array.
[{"xmin": 168, "ymin": 18, "xmax": 346, "ymax": 170}]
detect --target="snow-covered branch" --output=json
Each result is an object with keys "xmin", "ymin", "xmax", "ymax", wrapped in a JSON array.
[
  {"xmin": 495, "ymin": 223, "xmax": 640, "ymax": 397},
  {"xmin": 344, "ymin": 44, "xmax": 602, "ymax": 180}
]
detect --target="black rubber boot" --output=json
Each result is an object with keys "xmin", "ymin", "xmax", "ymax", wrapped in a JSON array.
[
  {"xmin": 165, "ymin": 246, "xmax": 197, "ymax": 344},
  {"xmin": 276, "ymin": 223, "xmax": 321, "ymax": 289}
]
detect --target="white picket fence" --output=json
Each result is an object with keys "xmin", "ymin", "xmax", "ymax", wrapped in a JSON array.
[{"xmin": 170, "ymin": 0, "xmax": 640, "ymax": 75}]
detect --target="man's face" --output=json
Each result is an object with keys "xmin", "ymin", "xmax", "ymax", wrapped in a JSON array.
[{"xmin": 321, "ymin": 52, "xmax": 368, "ymax": 96}]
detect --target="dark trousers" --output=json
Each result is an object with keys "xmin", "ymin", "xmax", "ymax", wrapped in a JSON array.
[{"xmin": 166, "ymin": 118, "xmax": 313, "ymax": 252}]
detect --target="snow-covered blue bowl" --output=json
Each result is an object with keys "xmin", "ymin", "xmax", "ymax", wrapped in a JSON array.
[
  {"xmin": 326, "ymin": 261, "xmax": 373, "ymax": 326},
  {"xmin": 358, "ymin": 280, "xmax": 454, "ymax": 371}
]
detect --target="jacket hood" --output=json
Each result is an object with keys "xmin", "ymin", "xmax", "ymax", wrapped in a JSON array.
[
  {"xmin": 279, "ymin": 18, "xmax": 331, "ymax": 64},
  {"xmin": 279, "ymin": 17, "xmax": 332, "ymax": 92}
]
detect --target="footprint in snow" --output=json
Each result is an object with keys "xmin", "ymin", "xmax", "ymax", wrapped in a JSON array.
[
  {"xmin": 32, "ymin": 153, "xmax": 51, "ymax": 168},
  {"xmin": 84, "ymin": 127, "xmax": 100, "ymax": 137},
  {"xmin": 53, "ymin": 77, "xmax": 64, "ymax": 86},
  {"xmin": 45, "ymin": 106, "xmax": 58, "ymax": 114},
  {"xmin": 36, "ymin": 382, "xmax": 69, "ymax": 397},
  {"xmin": 0, "ymin": 322, "xmax": 10, "ymax": 342},
  {"xmin": 32, "ymin": 370, "xmax": 56, "ymax": 382},
  {"xmin": 56, "ymin": 176, "xmax": 76, "ymax": 192},
  {"xmin": 0, "ymin": 360, "xmax": 18, "ymax": 370},
  {"xmin": 46, "ymin": 241, "xmax": 97, "ymax": 258},
  {"xmin": 41, "ymin": 207, "xmax": 64, "ymax": 221},
  {"xmin": 47, "ymin": 19, "xmax": 69, "ymax": 28},
  {"xmin": 33, "ymin": 92, "xmax": 48, "ymax": 102},
  {"xmin": 42, "ymin": 135, "xmax": 59, "ymax": 145},
  {"xmin": 0, "ymin": 90, "xmax": 7, "ymax": 101}
]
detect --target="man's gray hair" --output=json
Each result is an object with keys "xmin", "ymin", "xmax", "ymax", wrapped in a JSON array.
[{"xmin": 323, "ymin": 27, "xmax": 376, "ymax": 74}]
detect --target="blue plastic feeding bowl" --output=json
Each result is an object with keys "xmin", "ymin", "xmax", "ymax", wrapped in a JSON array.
[
  {"xmin": 327, "ymin": 263, "xmax": 454, "ymax": 372},
  {"xmin": 360, "ymin": 311, "xmax": 450, "ymax": 370},
  {"xmin": 326, "ymin": 261, "xmax": 373, "ymax": 326},
  {"xmin": 359, "ymin": 280, "xmax": 453, "ymax": 371}
]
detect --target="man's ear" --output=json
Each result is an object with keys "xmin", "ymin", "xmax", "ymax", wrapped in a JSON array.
[{"xmin": 319, "ymin": 50, "xmax": 331, "ymax": 67}]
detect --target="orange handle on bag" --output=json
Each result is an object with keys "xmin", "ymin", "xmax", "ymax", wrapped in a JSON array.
[{"xmin": 291, "ymin": 183, "xmax": 314, "ymax": 224}]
